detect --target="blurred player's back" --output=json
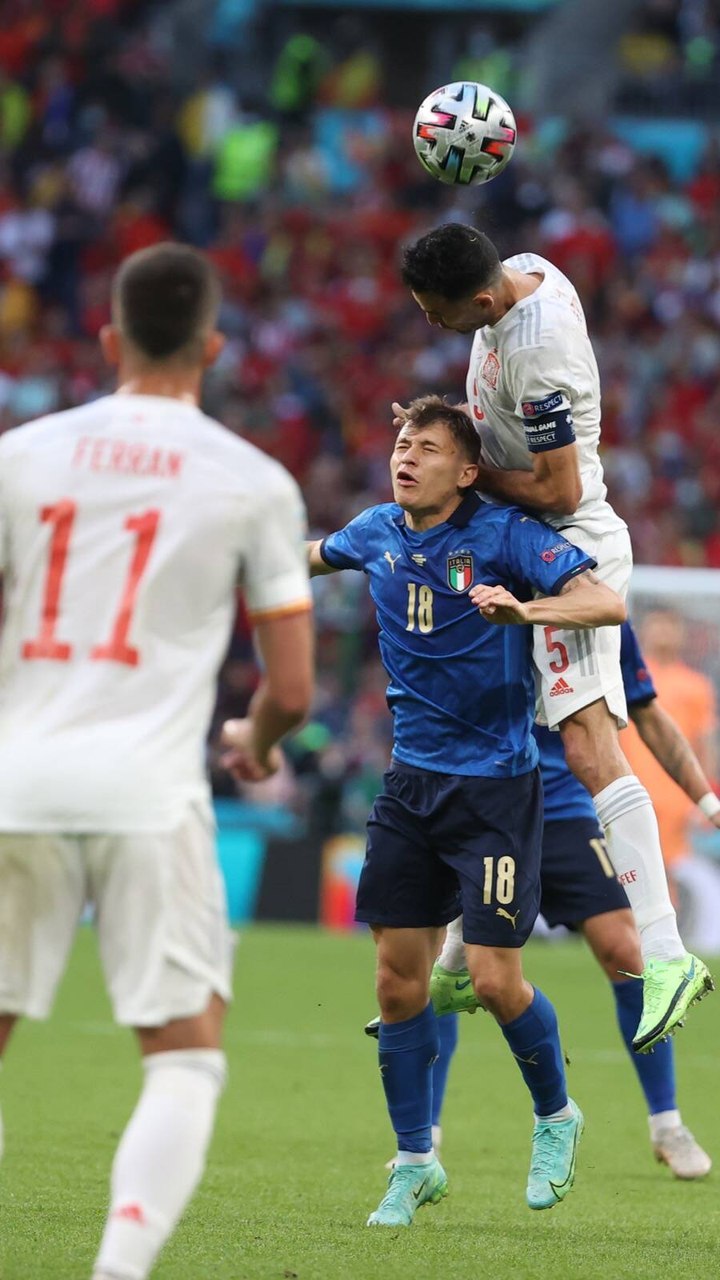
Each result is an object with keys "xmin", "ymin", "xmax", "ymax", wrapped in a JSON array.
[{"xmin": 0, "ymin": 393, "xmax": 305, "ymax": 830}]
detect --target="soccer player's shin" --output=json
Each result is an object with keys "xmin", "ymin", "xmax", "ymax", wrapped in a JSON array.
[
  {"xmin": 368, "ymin": 1006, "xmax": 448, "ymax": 1228},
  {"xmin": 93, "ymin": 1050, "xmax": 226, "ymax": 1280},
  {"xmin": 501, "ymin": 988, "xmax": 567, "ymax": 1116},
  {"xmin": 501, "ymin": 988, "xmax": 583, "ymax": 1210},
  {"xmin": 378, "ymin": 1004, "xmax": 438, "ymax": 1160},
  {"xmin": 594, "ymin": 776, "xmax": 713, "ymax": 1051},
  {"xmin": 613, "ymin": 979, "xmax": 675, "ymax": 1113},
  {"xmin": 592, "ymin": 777, "xmax": 681, "ymax": 960}
]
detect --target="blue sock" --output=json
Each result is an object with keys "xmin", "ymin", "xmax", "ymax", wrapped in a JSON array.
[
  {"xmin": 612, "ymin": 980, "xmax": 676, "ymax": 1114},
  {"xmin": 431, "ymin": 1013, "xmax": 459, "ymax": 1127},
  {"xmin": 500, "ymin": 987, "xmax": 568, "ymax": 1116},
  {"xmin": 378, "ymin": 1003, "xmax": 439, "ymax": 1153}
]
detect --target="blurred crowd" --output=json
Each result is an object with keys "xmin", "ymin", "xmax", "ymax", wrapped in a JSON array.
[{"xmin": 1, "ymin": 0, "xmax": 720, "ymax": 848}]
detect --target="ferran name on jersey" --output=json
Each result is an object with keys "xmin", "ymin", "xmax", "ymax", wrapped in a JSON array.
[{"xmin": 447, "ymin": 554, "xmax": 473, "ymax": 592}]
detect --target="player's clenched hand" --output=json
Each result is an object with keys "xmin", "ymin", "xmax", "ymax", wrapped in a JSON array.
[
  {"xmin": 391, "ymin": 401, "xmax": 409, "ymax": 430},
  {"xmin": 219, "ymin": 718, "xmax": 283, "ymax": 783},
  {"xmin": 469, "ymin": 584, "xmax": 530, "ymax": 625}
]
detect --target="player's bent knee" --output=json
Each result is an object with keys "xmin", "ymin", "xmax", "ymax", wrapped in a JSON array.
[
  {"xmin": 470, "ymin": 972, "xmax": 514, "ymax": 1017},
  {"xmin": 375, "ymin": 967, "xmax": 427, "ymax": 1022}
]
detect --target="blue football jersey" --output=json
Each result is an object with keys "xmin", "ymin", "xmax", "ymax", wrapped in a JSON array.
[
  {"xmin": 321, "ymin": 492, "xmax": 594, "ymax": 777},
  {"xmin": 620, "ymin": 616, "xmax": 657, "ymax": 709},
  {"xmin": 537, "ymin": 618, "xmax": 658, "ymax": 820}
]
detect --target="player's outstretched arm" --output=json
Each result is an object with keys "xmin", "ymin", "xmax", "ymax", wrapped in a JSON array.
[
  {"xmin": 475, "ymin": 444, "xmax": 582, "ymax": 517},
  {"xmin": 470, "ymin": 570, "xmax": 625, "ymax": 629},
  {"xmin": 221, "ymin": 611, "xmax": 314, "ymax": 782},
  {"xmin": 630, "ymin": 700, "xmax": 720, "ymax": 827},
  {"xmin": 307, "ymin": 539, "xmax": 341, "ymax": 577}
]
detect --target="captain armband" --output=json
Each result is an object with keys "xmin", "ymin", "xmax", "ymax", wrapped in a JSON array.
[{"xmin": 522, "ymin": 409, "xmax": 576, "ymax": 454}]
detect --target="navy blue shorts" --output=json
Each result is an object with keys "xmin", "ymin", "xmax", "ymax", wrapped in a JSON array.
[
  {"xmin": 355, "ymin": 762, "xmax": 543, "ymax": 948},
  {"xmin": 540, "ymin": 817, "xmax": 630, "ymax": 929}
]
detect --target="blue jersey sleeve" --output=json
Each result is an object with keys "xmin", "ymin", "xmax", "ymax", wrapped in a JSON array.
[
  {"xmin": 502, "ymin": 511, "xmax": 596, "ymax": 597},
  {"xmin": 620, "ymin": 619, "xmax": 657, "ymax": 707},
  {"xmin": 320, "ymin": 508, "xmax": 376, "ymax": 572}
]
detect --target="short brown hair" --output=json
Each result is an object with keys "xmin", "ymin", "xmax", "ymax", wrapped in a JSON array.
[
  {"xmin": 402, "ymin": 394, "xmax": 481, "ymax": 467},
  {"xmin": 114, "ymin": 242, "xmax": 221, "ymax": 361}
]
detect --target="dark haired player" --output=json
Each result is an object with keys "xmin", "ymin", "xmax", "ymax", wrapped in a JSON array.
[
  {"xmin": 309, "ymin": 396, "xmax": 626, "ymax": 1226},
  {"xmin": 0, "ymin": 243, "xmax": 314, "ymax": 1280},
  {"xmin": 396, "ymin": 223, "xmax": 713, "ymax": 1051}
]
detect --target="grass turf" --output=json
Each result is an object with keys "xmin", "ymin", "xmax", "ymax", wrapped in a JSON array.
[{"xmin": 1, "ymin": 924, "xmax": 719, "ymax": 1279}]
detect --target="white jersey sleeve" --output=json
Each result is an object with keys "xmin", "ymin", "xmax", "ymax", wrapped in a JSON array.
[{"xmin": 239, "ymin": 470, "xmax": 311, "ymax": 620}]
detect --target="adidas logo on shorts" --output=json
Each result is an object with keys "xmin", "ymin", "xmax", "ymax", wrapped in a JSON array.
[{"xmin": 549, "ymin": 676, "xmax": 574, "ymax": 697}]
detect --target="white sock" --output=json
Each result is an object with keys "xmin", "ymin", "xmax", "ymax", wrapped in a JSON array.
[
  {"xmin": 534, "ymin": 1104, "xmax": 573, "ymax": 1124},
  {"xmin": 395, "ymin": 1150, "xmax": 434, "ymax": 1166},
  {"xmin": 593, "ymin": 777, "xmax": 684, "ymax": 963},
  {"xmin": 437, "ymin": 916, "xmax": 466, "ymax": 971},
  {"xmin": 649, "ymin": 1109, "xmax": 681, "ymax": 1140},
  {"xmin": 93, "ymin": 1049, "xmax": 226, "ymax": 1280}
]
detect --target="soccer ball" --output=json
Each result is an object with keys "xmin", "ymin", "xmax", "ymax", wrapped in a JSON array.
[{"xmin": 413, "ymin": 81, "xmax": 517, "ymax": 186}]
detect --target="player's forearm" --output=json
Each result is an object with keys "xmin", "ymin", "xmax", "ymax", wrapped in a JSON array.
[
  {"xmin": 475, "ymin": 462, "xmax": 579, "ymax": 516},
  {"xmin": 524, "ymin": 581, "xmax": 626, "ymax": 629},
  {"xmin": 631, "ymin": 703, "xmax": 716, "ymax": 805},
  {"xmin": 248, "ymin": 681, "xmax": 308, "ymax": 761},
  {"xmin": 307, "ymin": 539, "xmax": 337, "ymax": 577}
]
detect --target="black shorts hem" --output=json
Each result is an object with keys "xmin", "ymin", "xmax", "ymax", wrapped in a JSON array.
[
  {"xmin": 355, "ymin": 908, "xmax": 460, "ymax": 929},
  {"xmin": 462, "ymin": 930, "xmax": 528, "ymax": 949},
  {"xmin": 543, "ymin": 900, "xmax": 632, "ymax": 931}
]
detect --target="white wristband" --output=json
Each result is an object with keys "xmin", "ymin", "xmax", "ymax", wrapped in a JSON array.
[{"xmin": 698, "ymin": 792, "xmax": 720, "ymax": 819}]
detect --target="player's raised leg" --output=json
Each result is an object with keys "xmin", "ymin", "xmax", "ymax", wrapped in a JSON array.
[
  {"xmin": 560, "ymin": 698, "xmax": 713, "ymax": 1051},
  {"xmin": 465, "ymin": 944, "xmax": 583, "ymax": 1211},
  {"xmin": 582, "ymin": 910, "xmax": 711, "ymax": 1179},
  {"xmin": 366, "ymin": 924, "xmax": 448, "ymax": 1227}
]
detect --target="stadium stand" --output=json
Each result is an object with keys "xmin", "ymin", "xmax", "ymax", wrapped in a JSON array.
[{"xmin": 1, "ymin": 0, "xmax": 719, "ymax": 891}]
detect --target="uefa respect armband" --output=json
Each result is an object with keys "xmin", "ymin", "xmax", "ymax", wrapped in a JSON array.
[{"xmin": 521, "ymin": 395, "xmax": 576, "ymax": 454}]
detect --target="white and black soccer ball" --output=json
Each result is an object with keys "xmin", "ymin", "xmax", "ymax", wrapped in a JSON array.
[{"xmin": 413, "ymin": 81, "xmax": 517, "ymax": 186}]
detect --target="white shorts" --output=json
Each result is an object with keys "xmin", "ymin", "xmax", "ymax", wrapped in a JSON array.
[
  {"xmin": 0, "ymin": 804, "xmax": 234, "ymax": 1026},
  {"xmin": 534, "ymin": 524, "xmax": 632, "ymax": 730}
]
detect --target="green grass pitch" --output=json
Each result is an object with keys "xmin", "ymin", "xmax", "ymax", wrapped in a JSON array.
[{"xmin": 1, "ymin": 925, "xmax": 719, "ymax": 1279}]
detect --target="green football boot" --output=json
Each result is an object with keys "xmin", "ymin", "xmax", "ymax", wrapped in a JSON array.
[
  {"xmin": 526, "ymin": 1099, "xmax": 584, "ymax": 1211},
  {"xmin": 429, "ymin": 963, "xmax": 482, "ymax": 1016},
  {"xmin": 632, "ymin": 953, "xmax": 714, "ymax": 1054},
  {"xmin": 363, "ymin": 965, "xmax": 481, "ymax": 1039},
  {"xmin": 367, "ymin": 1156, "xmax": 448, "ymax": 1227}
]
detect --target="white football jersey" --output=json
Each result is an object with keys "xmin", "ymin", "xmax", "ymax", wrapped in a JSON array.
[
  {"xmin": 0, "ymin": 395, "xmax": 311, "ymax": 832},
  {"xmin": 466, "ymin": 252, "xmax": 626, "ymax": 539}
]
